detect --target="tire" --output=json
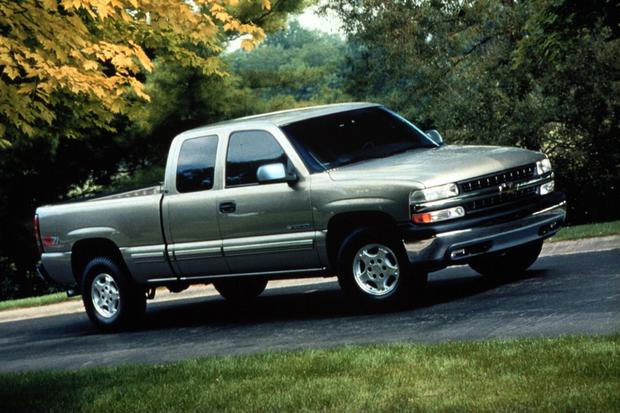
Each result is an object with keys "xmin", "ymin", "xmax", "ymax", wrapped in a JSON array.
[
  {"xmin": 336, "ymin": 228, "xmax": 427, "ymax": 307},
  {"xmin": 213, "ymin": 278, "xmax": 268, "ymax": 302},
  {"xmin": 81, "ymin": 257, "xmax": 146, "ymax": 332},
  {"xmin": 469, "ymin": 239, "xmax": 543, "ymax": 277}
]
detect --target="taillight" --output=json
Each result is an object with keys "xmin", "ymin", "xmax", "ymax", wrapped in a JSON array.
[{"xmin": 33, "ymin": 214, "xmax": 43, "ymax": 254}]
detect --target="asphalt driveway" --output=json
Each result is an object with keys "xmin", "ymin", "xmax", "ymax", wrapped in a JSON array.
[{"xmin": 0, "ymin": 242, "xmax": 618, "ymax": 373}]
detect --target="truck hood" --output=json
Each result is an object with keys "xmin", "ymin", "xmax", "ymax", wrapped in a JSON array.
[{"xmin": 327, "ymin": 145, "xmax": 545, "ymax": 188}]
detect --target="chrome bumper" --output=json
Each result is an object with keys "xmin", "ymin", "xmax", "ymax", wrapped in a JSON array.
[{"xmin": 403, "ymin": 200, "xmax": 567, "ymax": 267}]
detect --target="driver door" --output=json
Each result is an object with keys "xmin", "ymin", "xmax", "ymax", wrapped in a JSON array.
[{"xmin": 217, "ymin": 129, "xmax": 320, "ymax": 273}]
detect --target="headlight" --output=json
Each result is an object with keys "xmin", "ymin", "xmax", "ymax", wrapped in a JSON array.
[
  {"xmin": 536, "ymin": 157, "xmax": 552, "ymax": 175},
  {"xmin": 410, "ymin": 183, "xmax": 459, "ymax": 203},
  {"xmin": 539, "ymin": 180, "xmax": 555, "ymax": 195}
]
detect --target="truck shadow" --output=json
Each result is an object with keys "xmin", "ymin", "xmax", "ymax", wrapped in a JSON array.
[{"xmin": 136, "ymin": 268, "xmax": 548, "ymax": 332}]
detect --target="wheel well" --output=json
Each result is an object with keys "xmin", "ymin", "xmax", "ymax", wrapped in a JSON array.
[
  {"xmin": 326, "ymin": 211, "xmax": 399, "ymax": 268},
  {"xmin": 71, "ymin": 238, "xmax": 128, "ymax": 289}
]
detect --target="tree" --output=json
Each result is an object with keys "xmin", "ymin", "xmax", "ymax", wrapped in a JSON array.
[
  {"xmin": 514, "ymin": 0, "xmax": 619, "ymax": 222},
  {"xmin": 0, "ymin": 0, "xmax": 271, "ymax": 148},
  {"xmin": 228, "ymin": 20, "xmax": 349, "ymax": 110},
  {"xmin": 0, "ymin": 0, "xmax": 310, "ymax": 300}
]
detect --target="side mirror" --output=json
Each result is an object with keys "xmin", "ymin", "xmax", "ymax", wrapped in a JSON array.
[
  {"xmin": 257, "ymin": 163, "xmax": 298, "ymax": 184},
  {"xmin": 425, "ymin": 129, "xmax": 444, "ymax": 146}
]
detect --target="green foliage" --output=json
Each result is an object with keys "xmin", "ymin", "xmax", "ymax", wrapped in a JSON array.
[
  {"xmin": 0, "ymin": 0, "xmax": 308, "ymax": 300},
  {"xmin": 123, "ymin": 63, "xmax": 252, "ymax": 166},
  {"xmin": 513, "ymin": 0, "xmax": 619, "ymax": 223},
  {"xmin": 0, "ymin": 256, "xmax": 54, "ymax": 300},
  {"xmin": 232, "ymin": 0, "xmax": 317, "ymax": 34},
  {"xmin": 105, "ymin": 166, "xmax": 166, "ymax": 194},
  {"xmin": 0, "ymin": 0, "xmax": 279, "ymax": 148},
  {"xmin": 227, "ymin": 20, "xmax": 350, "ymax": 110},
  {"xmin": 0, "ymin": 257, "xmax": 20, "ymax": 299}
]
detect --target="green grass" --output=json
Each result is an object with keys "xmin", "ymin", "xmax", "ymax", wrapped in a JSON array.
[
  {"xmin": 0, "ymin": 292, "xmax": 78, "ymax": 311},
  {"xmin": 551, "ymin": 220, "xmax": 620, "ymax": 242},
  {"xmin": 1, "ymin": 335, "xmax": 618, "ymax": 413}
]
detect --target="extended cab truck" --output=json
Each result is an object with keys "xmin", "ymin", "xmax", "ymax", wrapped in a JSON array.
[{"xmin": 35, "ymin": 103, "xmax": 566, "ymax": 330}]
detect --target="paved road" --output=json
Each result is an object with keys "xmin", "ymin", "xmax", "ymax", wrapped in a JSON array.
[{"xmin": 1, "ymin": 248, "xmax": 618, "ymax": 373}]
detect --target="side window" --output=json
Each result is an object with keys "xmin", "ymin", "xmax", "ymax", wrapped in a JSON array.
[
  {"xmin": 226, "ymin": 130, "xmax": 287, "ymax": 187},
  {"xmin": 176, "ymin": 135, "xmax": 218, "ymax": 193}
]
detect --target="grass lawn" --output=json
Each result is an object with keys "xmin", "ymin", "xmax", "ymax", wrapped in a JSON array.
[
  {"xmin": 0, "ymin": 291, "xmax": 78, "ymax": 311},
  {"xmin": 550, "ymin": 220, "xmax": 620, "ymax": 242},
  {"xmin": 1, "ymin": 335, "xmax": 618, "ymax": 413}
]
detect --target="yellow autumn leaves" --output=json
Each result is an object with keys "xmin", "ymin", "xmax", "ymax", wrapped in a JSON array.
[{"xmin": 0, "ymin": 0, "xmax": 271, "ymax": 147}]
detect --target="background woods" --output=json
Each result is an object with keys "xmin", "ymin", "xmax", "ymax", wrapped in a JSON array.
[
  {"xmin": 0, "ymin": 0, "xmax": 309, "ymax": 297},
  {"xmin": 0, "ymin": 0, "xmax": 618, "ymax": 299}
]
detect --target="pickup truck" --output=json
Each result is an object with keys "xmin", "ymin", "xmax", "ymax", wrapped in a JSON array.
[{"xmin": 35, "ymin": 103, "xmax": 566, "ymax": 330}]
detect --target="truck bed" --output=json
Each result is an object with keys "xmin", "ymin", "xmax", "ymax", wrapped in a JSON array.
[{"xmin": 36, "ymin": 187, "xmax": 168, "ymax": 285}]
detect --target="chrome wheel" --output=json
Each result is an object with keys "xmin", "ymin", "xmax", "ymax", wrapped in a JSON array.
[
  {"xmin": 91, "ymin": 273, "xmax": 120, "ymax": 319},
  {"xmin": 352, "ymin": 243, "xmax": 400, "ymax": 296}
]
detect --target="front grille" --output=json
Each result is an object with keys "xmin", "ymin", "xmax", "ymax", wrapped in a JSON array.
[
  {"xmin": 459, "ymin": 163, "xmax": 537, "ymax": 193},
  {"xmin": 463, "ymin": 186, "xmax": 538, "ymax": 213},
  {"xmin": 458, "ymin": 163, "xmax": 540, "ymax": 214}
]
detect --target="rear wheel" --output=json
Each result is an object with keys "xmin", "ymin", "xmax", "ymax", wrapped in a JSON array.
[
  {"xmin": 81, "ymin": 257, "xmax": 145, "ymax": 332},
  {"xmin": 469, "ymin": 240, "xmax": 543, "ymax": 277},
  {"xmin": 337, "ymin": 229, "xmax": 427, "ymax": 307},
  {"xmin": 213, "ymin": 278, "xmax": 268, "ymax": 302}
]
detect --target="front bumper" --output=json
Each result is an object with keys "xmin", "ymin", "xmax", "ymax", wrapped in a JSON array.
[{"xmin": 401, "ymin": 192, "xmax": 566, "ymax": 271}]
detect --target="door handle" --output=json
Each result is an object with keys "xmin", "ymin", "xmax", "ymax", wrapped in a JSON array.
[{"xmin": 219, "ymin": 201, "xmax": 236, "ymax": 214}]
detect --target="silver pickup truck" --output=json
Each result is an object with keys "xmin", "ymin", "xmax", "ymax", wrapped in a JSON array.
[{"xmin": 35, "ymin": 103, "xmax": 566, "ymax": 330}]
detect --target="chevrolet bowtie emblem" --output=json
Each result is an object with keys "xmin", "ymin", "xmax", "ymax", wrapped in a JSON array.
[{"xmin": 499, "ymin": 182, "xmax": 517, "ymax": 194}]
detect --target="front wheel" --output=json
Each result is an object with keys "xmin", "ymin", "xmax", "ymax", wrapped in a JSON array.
[
  {"xmin": 81, "ymin": 257, "xmax": 145, "ymax": 332},
  {"xmin": 337, "ymin": 229, "xmax": 427, "ymax": 307},
  {"xmin": 469, "ymin": 239, "xmax": 543, "ymax": 277}
]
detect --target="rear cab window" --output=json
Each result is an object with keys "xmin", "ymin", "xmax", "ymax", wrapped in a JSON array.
[{"xmin": 176, "ymin": 135, "xmax": 218, "ymax": 193}]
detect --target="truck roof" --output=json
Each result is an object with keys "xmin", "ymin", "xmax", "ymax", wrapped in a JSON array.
[{"xmin": 183, "ymin": 102, "xmax": 380, "ymax": 135}]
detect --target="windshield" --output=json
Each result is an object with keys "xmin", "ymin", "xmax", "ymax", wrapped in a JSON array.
[{"xmin": 282, "ymin": 106, "xmax": 436, "ymax": 172}]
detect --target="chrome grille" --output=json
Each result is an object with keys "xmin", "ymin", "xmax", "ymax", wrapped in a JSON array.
[
  {"xmin": 458, "ymin": 164, "xmax": 540, "ymax": 214},
  {"xmin": 459, "ymin": 164, "xmax": 537, "ymax": 193},
  {"xmin": 463, "ymin": 186, "xmax": 538, "ymax": 213}
]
